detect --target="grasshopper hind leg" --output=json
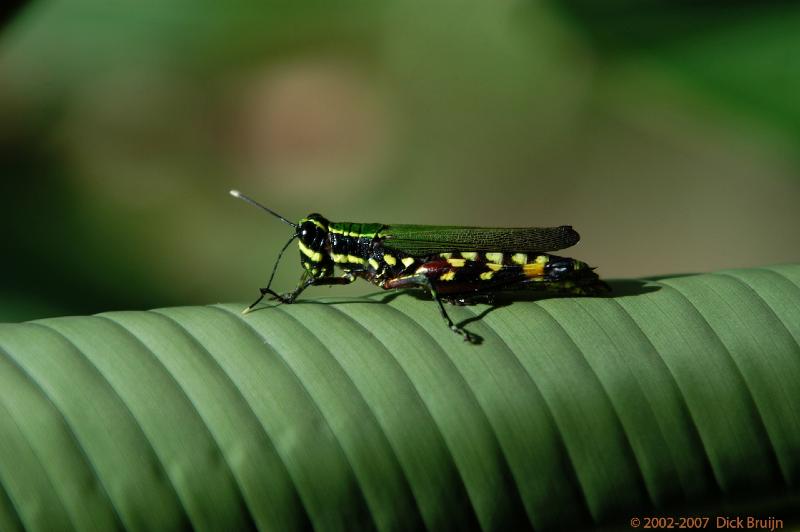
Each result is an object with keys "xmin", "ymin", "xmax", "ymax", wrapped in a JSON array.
[
  {"xmin": 384, "ymin": 274, "xmax": 479, "ymax": 343},
  {"xmin": 441, "ymin": 293, "xmax": 496, "ymax": 306},
  {"xmin": 433, "ymin": 291, "xmax": 480, "ymax": 344}
]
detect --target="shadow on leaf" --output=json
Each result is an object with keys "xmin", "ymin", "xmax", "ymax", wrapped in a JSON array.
[{"xmin": 242, "ymin": 280, "xmax": 660, "ymax": 345}]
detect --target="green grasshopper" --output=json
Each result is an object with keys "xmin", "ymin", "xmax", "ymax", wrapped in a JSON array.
[{"xmin": 231, "ymin": 190, "xmax": 606, "ymax": 342}]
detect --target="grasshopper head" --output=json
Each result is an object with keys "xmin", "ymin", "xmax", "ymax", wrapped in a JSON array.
[{"xmin": 297, "ymin": 213, "xmax": 333, "ymax": 278}]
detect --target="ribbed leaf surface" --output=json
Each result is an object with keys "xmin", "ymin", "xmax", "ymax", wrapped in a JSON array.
[{"xmin": 0, "ymin": 265, "xmax": 798, "ymax": 531}]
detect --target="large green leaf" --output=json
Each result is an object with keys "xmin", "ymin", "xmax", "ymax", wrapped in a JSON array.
[{"xmin": 0, "ymin": 265, "xmax": 798, "ymax": 530}]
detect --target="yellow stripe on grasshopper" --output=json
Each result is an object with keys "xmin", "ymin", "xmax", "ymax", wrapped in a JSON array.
[
  {"xmin": 302, "ymin": 218, "xmax": 327, "ymax": 230},
  {"xmin": 511, "ymin": 253, "xmax": 527, "ymax": 265},
  {"xmin": 523, "ymin": 262, "xmax": 545, "ymax": 278},
  {"xmin": 439, "ymin": 270, "xmax": 457, "ymax": 281},
  {"xmin": 485, "ymin": 252, "xmax": 503, "ymax": 264},
  {"xmin": 298, "ymin": 241, "xmax": 323, "ymax": 262}
]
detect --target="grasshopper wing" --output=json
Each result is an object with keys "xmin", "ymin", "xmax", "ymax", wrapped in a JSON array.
[{"xmin": 379, "ymin": 224, "xmax": 579, "ymax": 256}]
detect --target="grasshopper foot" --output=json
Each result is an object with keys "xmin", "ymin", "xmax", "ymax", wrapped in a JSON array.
[
  {"xmin": 266, "ymin": 289, "xmax": 295, "ymax": 304},
  {"xmin": 451, "ymin": 325, "xmax": 481, "ymax": 344}
]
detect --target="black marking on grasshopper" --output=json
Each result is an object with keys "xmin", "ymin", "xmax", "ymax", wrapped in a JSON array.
[{"xmin": 231, "ymin": 190, "xmax": 608, "ymax": 343}]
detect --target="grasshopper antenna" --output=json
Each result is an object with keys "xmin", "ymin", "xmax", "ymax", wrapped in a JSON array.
[
  {"xmin": 230, "ymin": 189, "xmax": 297, "ymax": 228},
  {"xmin": 230, "ymin": 189, "xmax": 298, "ymax": 312},
  {"xmin": 242, "ymin": 233, "xmax": 297, "ymax": 314}
]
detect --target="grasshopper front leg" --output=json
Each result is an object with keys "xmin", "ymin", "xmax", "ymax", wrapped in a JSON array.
[
  {"xmin": 273, "ymin": 272, "xmax": 356, "ymax": 304},
  {"xmin": 244, "ymin": 272, "xmax": 356, "ymax": 312}
]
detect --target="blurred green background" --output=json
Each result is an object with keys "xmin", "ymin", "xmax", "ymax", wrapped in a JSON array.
[{"xmin": 1, "ymin": 0, "xmax": 799, "ymax": 322}]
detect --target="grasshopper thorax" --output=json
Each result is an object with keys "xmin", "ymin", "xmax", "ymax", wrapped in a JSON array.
[{"xmin": 297, "ymin": 213, "xmax": 333, "ymax": 278}]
